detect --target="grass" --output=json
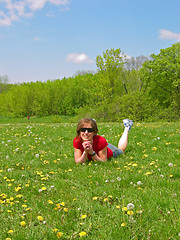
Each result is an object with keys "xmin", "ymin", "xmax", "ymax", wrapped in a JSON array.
[{"xmin": 0, "ymin": 119, "xmax": 179, "ymax": 239}]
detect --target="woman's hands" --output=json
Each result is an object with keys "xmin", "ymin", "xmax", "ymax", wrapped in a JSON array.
[{"xmin": 82, "ymin": 141, "xmax": 94, "ymax": 155}]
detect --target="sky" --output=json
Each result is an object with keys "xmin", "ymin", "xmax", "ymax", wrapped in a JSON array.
[{"xmin": 0, "ymin": 0, "xmax": 180, "ymax": 84}]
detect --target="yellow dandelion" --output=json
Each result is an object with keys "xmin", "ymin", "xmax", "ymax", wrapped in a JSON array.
[
  {"xmin": 127, "ymin": 210, "xmax": 134, "ymax": 215},
  {"xmin": 16, "ymin": 194, "xmax": 23, "ymax": 198},
  {"xmin": 37, "ymin": 216, "xmax": 43, "ymax": 221},
  {"xmin": 8, "ymin": 230, "xmax": 14, "ymax": 234},
  {"xmin": 22, "ymin": 204, "xmax": 27, "ymax": 208},
  {"xmin": 20, "ymin": 221, "xmax": 26, "ymax": 227},
  {"xmin": 152, "ymin": 147, "xmax": 157, "ymax": 151},
  {"xmin": 116, "ymin": 205, "xmax": 121, "ymax": 209},
  {"xmin": 5, "ymin": 238, "xmax": 11, "ymax": 240},
  {"xmin": 136, "ymin": 210, "xmax": 143, "ymax": 214},
  {"xmin": 79, "ymin": 231, "xmax": 87, "ymax": 237},
  {"xmin": 122, "ymin": 207, "xmax": 128, "ymax": 211},
  {"xmin": 104, "ymin": 198, "xmax": 108, "ymax": 202},
  {"xmin": 80, "ymin": 214, "xmax": 87, "ymax": 219},
  {"xmin": 60, "ymin": 202, "xmax": 65, "ymax": 206},
  {"xmin": 132, "ymin": 163, "xmax": 137, "ymax": 167},
  {"xmin": 41, "ymin": 187, "xmax": 46, "ymax": 191},
  {"xmin": 63, "ymin": 208, "xmax": 68, "ymax": 212},
  {"xmin": 92, "ymin": 196, "xmax": 98, "ymax": 200},
  {"xmin": 52, "ymin": 228, "xmax": 59, "ymax": 232},
  {"xmin": 145, "ymin": 171, "xmax": 153, "ymax": 175},
  {"xmin": 15, "ymin": 186, "xmax": 21, "ymax": 192},
  {"xmin": 121, "ymin": 222, "xmax": 127, "ymax": 227},
  {"xmin": 48, "ymin": 200, "xmax": 53, "ymax": 204},
  {"xmin": 57, "ymin": 232, "xmax": 63, "ymax": 238}
]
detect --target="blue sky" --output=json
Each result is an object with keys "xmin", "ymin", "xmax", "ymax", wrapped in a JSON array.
[{"xmin": 0, "ymin": 0, "xmax": 180, "ymax": 84}]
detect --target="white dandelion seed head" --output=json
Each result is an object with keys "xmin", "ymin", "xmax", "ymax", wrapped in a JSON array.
[
  {"xmin": 168, "ymin": 163, "xmax": 173, "ymax": 167},
  {"xmin": 117, "ymin": 177, "xmax": 121, "ymax": 181},
  {"xmin": 137, "ymin": 181, "xmax": 143, "ymax": 186},
  {"xmin": 127, "ymin": 203, "xmax": 135, "ymax": 210}
]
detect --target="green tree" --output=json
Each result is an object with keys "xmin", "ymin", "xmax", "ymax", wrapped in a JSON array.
[
  {"xmin": 140, "ymin": 43, "xmax": 180, "ymax": 109},
  {"xmin": 96, "ymin": 48, "xmax": 125, "ymax": 98}
]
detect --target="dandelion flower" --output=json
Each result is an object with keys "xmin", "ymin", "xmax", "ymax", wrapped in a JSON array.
[
  {"xmin": 53, "ymin": 228, "xmax": 59, "ymax": 232},
  {"xmin": 92, "ymin": 196, "xmax": 98, "ymax": 200},
  {"xmin": 127, "ymin": 203, "xmax": 134, "ymax": 210},
  {"xmin": 81, "ymin": 214, "xmax": 87, "ymax": 219},
  {"xmin": 145, "ymin": 171, "xmax": 152, "ymax": 176},
  {"xmin": 127, "ymin": 210, "xmax": 134, "ymax": 215},
  {"xmin": 116, "ymin": 205, "xmax": 120, "ymax": 209},
  {"xmin": 8, "ymin": 230, "xmax": 14, "ymax": 234},
  {"xmin": 168, "ymin": 163, "xmax": 173, "ymax": 167},
  {"xmin": 152, "ymin": 147, "xmax": 157, "ymax": 151},
  {"xmin": 122, "ymin": 207, "xmax": 128, "ymax": 211},
  {"xmin": 37, "ymin": 216, "xmax": 43, "ymax": 221},
  {"xmin": 79, "ymin": 231, "xmax": 87, "ymax": 237},
  {"xmin": 20, "ymin": 221, "xmax": 26, "ymax": 227},
  {"xmin": 137, "ymin": 181, "xmax": 143, "ymax": 186},
  {"xmin": 57, "ymin": 232, "xmax": 63, "ymax": 238},
  {"xmin": 121, "ymin": 222, "xmax": 126, "ymax": 227},
  {"xmin": 63, "ymin": 208, "xmax": 68, "ymax": 212}
]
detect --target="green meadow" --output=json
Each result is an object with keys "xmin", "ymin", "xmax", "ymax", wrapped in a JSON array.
[{"xmin": 0, "ymin": 119, "xmax": 179, "ymax": 240}]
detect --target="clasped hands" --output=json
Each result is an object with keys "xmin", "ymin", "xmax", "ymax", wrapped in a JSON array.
[{"xmin": 82, "ymin": 141, "xmax": 94, "ymax": 155}]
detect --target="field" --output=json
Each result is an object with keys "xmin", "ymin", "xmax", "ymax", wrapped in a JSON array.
[{"xmin": 0, "ymin": 120, "xmax": 179, "ymax": 240}]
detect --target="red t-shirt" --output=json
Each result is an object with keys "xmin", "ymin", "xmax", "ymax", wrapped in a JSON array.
[{"xmin": 73, "ymin": 135, "xmax": 113, "ymax": 160}]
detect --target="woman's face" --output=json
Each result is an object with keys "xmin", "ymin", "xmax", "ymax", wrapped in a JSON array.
[{"xmin": 80, "ymin": 123, "xmax": 95, "ymax": 142}]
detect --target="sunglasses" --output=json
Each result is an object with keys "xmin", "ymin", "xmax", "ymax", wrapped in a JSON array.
[{"xmin": 80, "ymin": 128, "xmax": 94, "ymax": 133}]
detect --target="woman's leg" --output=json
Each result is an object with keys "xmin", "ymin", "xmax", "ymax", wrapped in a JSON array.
[
  {"xmin": 118, "ymin": 119, "xmax": 133, "ymax": 152},
  {"xmin": 118, "ymin": 127, "xmax": 129, "ymax": 152}
]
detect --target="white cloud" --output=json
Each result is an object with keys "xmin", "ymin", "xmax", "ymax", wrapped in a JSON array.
[
  {"xmin": 33, "ymin": 36, "xmax": 41, "ymax": 41},
  {"xmin": 0, "ymin": 0, "xmax": 69, "ymax": 26},
  {"xmin": 66, "ymin": 53, "xmax": 94, "ymax": 64},
  {"xmin": 159, "ymin": 29, "xmax": 180, "ymax": 42}
]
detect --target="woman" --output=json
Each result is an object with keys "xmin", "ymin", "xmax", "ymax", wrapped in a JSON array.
[{"xmin": 73, "ymin": 118, "xmax": 133, "ymax": 164}]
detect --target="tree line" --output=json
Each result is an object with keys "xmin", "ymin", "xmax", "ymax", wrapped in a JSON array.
[{"xmin": 0, "ymin": 43, "xmax": 179, "ymax": 122}]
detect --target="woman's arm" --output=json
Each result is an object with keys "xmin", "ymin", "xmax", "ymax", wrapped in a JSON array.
[
  {"xmin": 74, "ymin": 142, "xmax": 107, "ymax": 163},
  {"xmin": 74, "ymin": 148, "xmax": 88, "ymax": 164},
  {"xmin": 91, "ymin": 147, "xmax": 107, "ymax": 162}
]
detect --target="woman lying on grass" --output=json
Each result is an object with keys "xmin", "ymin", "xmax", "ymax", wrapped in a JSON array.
[{"xmin": 73, "ymin": 118, "xmax": 133, "ymax": 164}]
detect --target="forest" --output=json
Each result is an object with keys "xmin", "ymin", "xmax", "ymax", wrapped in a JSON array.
[{"xmin": 0, "ymin": 43, "xmax": 179, "ymax": 122}]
